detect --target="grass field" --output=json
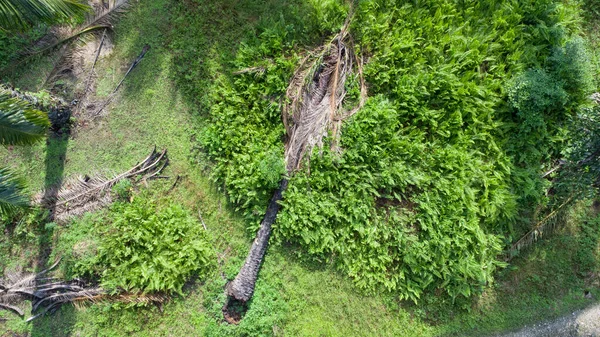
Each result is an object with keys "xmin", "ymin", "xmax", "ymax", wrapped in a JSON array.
[{"xmin": 1, "ymin": 0, "xmax": 599, "ymax": 336}]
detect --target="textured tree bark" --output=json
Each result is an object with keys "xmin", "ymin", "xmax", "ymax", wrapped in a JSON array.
[{"xmin": 226, "ymin": 179, "xmax": 288, "ymax": 302}]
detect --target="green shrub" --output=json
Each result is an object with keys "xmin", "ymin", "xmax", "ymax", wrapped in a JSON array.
[
  {"xmin": 0, "ymin": 26, "xmax": 48, "ymax": 70},
  {"xmin": 111, "ymin": 179, "xmax": 132, "ymax": 201},
  {"xmin": 197, "ymin": 30, "xmax": 299, "ymax": 224},
  {"xmin": 548, "ymin": 37, "xmax": 594, "ymax": 104},
  {"xmin": 505, "ymin": 36, "xmax": 594, "ymax": 215},
  {"xmin": 575, "ymin": 215, "xmax": 600, "ymax": 277},
  {"xmin": 76, "ymin": 197, "xmax": 214, "ymax": 294}
]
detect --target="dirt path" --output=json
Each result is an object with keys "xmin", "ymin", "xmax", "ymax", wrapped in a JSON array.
[{"xmin": 496, "ymin": 303, "xmax": 600, "ymax": 337}]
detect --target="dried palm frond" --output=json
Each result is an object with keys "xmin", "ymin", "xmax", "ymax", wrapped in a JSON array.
[
  {"xmin": 81, "ymin": 28, "xmax": 107, "ymax": 96},
  {"xmin": 0, "ymin": 259, "xmax": 61, "ymax": 317},
  {"xmin": 25, "ymin": 285, "xmax": 104, "ymax": 321},
  {"xmin": 2, "ymin": 274, "xmax": 165, "ymax": 321},
  {"xmin": 1, "ymin": 0, "xmax": 129, "ymax": 75},
  {"xmin": 0, "ymin": 259, "xmax": 150, "ymax": 321},
  {"xmin": 283, "ymin": 19, "xmax": 367, "ymax": 172},
  {"xmin": 0, "ymin": 302, "xmax": 24, "ymax": 316},
  {"xmin": 110, "ymin": 292, "xmax": 168, "ymax": 305},
  {"xmin": 34, "ymin": 0, "xmax": 128, "ymax": 56},
  {"xmin": 35, "ymin": 147, "xmax": 168, "ymax": 223},
  {"xmin": 1, "ymin": 264, "xmax": 168, "ymax": 321},
  {"xmin": 504, "ymin": 196, "xmax": 575, "ymax": 261}
]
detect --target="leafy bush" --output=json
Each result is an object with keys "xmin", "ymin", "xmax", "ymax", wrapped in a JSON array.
[
  {"xmin": 0, "ymin": 26, "xmax": 48, "ymax": 70},
  {"xmin": 111, "ymin": 179, "xmax": 132, "ymax": 201},
  {"xmin": 505, "ymin": 36, "xmax": 594, "ymax": 214},
  {"xmin": 75, "ymin": 197, "xmax": 214, "ymax": 294},
  {"xmin": 197, "ymin": 22, "xmax": 326, "ymax": 225}
]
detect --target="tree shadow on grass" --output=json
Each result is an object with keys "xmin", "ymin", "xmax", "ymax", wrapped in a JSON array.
[
  {"xmin": 30, "ymin": 124, "xmax": 72, "ymax": 336},
  {"xmin": 37, "ymin": 132, "xmax": 68, "ymax": 268},
  {"xmin": 0, "ymin": 122, "xmax": 75, "ymax": 336}
]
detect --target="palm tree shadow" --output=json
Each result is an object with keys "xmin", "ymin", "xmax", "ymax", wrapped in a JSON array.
[
  {"xmin": 37, "ymin": 130, "xmax": 68, "ymax": 269},
  {"xmin": 31, "ymin": 111, "xmax": 72, "ymax": 336}
]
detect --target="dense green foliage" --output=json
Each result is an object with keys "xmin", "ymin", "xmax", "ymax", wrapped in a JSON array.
[
  {"xmin": 0, "ymin": 88, "xmax": 49, "ymax": 215},
  {"xmin": 172, "ymin": 0, "xmax": 346, "ymax": 227},
  {"xmin": 0, "ymin": 0, "xmax": 88, "ymax": 31},
  {"xmin": 0, "ymin": 26, "xmax": 48, "ymax": 69},
  {"xmin": 186, "ymin": 0, "xmax": 595, "ymax": 302},
  {"xmin": 553, "ymin": 104, "xmax": 600, "ymax": 200},
  {"xmin": 73, "ymin": 196, "xmax": 214, "ymax": 294},
  {"xmin": 506, "ymin": 37, "xmax": 593, "ymax": 213},
  {"xmin": 0, "ymin": 167, "xmax": 28, "ymax": 215}
]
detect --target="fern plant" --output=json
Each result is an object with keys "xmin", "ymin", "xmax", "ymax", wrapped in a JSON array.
[{"xmin": 74, "ymin": 196, "xmax": 214, "ymax": 295}]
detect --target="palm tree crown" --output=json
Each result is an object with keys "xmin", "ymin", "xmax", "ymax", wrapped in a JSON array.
[
  {"xmin": 0, "ymin": 0, "xmax": 88, "ymax": 31},
  {"xmin": 0, "ymin": 87, "xmax": 50, "ymax": 216}
]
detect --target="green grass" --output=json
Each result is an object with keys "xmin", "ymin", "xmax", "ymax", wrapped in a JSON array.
[{"xmin": 1, "ymin": 0, "xmax": 600, "ymax": 336}]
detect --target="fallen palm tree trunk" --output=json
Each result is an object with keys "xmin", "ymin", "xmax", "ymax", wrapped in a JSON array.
[
  {"xmin": 224, "ymin": 179, "xmax": 288, "ymax": 304},
  {"xmin": 35, "ymin": 147, "xmax": 168, "ymax": 223},
  {"xmin": 224, "ymin": 18, "xmax": 366, "ymax": 320}
]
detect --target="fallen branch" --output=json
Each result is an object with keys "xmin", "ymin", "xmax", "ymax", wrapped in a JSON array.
[
  {"xmin": 198, "ymin": 210, "xmax": 207, "ymax": 230},
  {"xmin": 91, "ymin": 44, "xmax": 150, "ymax": 117},
  {"xmin": 80, "ymin": 29, "xmax": 107, "ymax": 99},
  {"xmin": 112, "ymin": 44, "xmax": 151, "ymax": 95}
]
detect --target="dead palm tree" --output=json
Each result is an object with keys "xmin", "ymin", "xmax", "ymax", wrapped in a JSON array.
[{"xmin": 225, "ymin": 17, "xmax": 366, "ymax": 317}]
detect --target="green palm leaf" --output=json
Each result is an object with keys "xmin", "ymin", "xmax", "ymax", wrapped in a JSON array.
[
  {"xmin": 0, "ymin": 166, "xmax": 29, "ymax": 216},
  {"xmin": 0, "ymin": 90, "xmax": 50, "ymax": 146},
  {"xmin": 0, "ymin": 0, "xmax": 89, "ymax": 31}
]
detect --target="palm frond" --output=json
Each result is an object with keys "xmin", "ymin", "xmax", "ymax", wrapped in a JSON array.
[
  {"xmin": 0, "ymin": 89, "xmax": 50, "ymax": 146},
  {"xmin": 0, "ymin": 166, "xmax": 29, "ymax": 216},
  {"xmin": 0, "ymin": 0, "xmax": 89, "ymax": 31},
  {"xmin": 2, "ymin": 0, "xmax": 128, "ymax": 74},
  {"xmin": 35, "ymin": 147, "xmax": 168, "ymax": 222},
  {"xmin": 505, "ymin": 196, "xmax": 575, "ymax": 260},
  {"xmin": 283, "ymin": 20, "xmax": 366, "ymax": 172},
  {"xmin": 0, "ymin": 302, "xmax": 24, "ymax": 316},
  {"xmin": 1, "ymin": 259, "xmax": 169, "ymax": 321}
]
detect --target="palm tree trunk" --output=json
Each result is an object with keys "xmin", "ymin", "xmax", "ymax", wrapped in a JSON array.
[{"xmin": 225, "ymin": 179, "xmax": 288, "ymax": 302}]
